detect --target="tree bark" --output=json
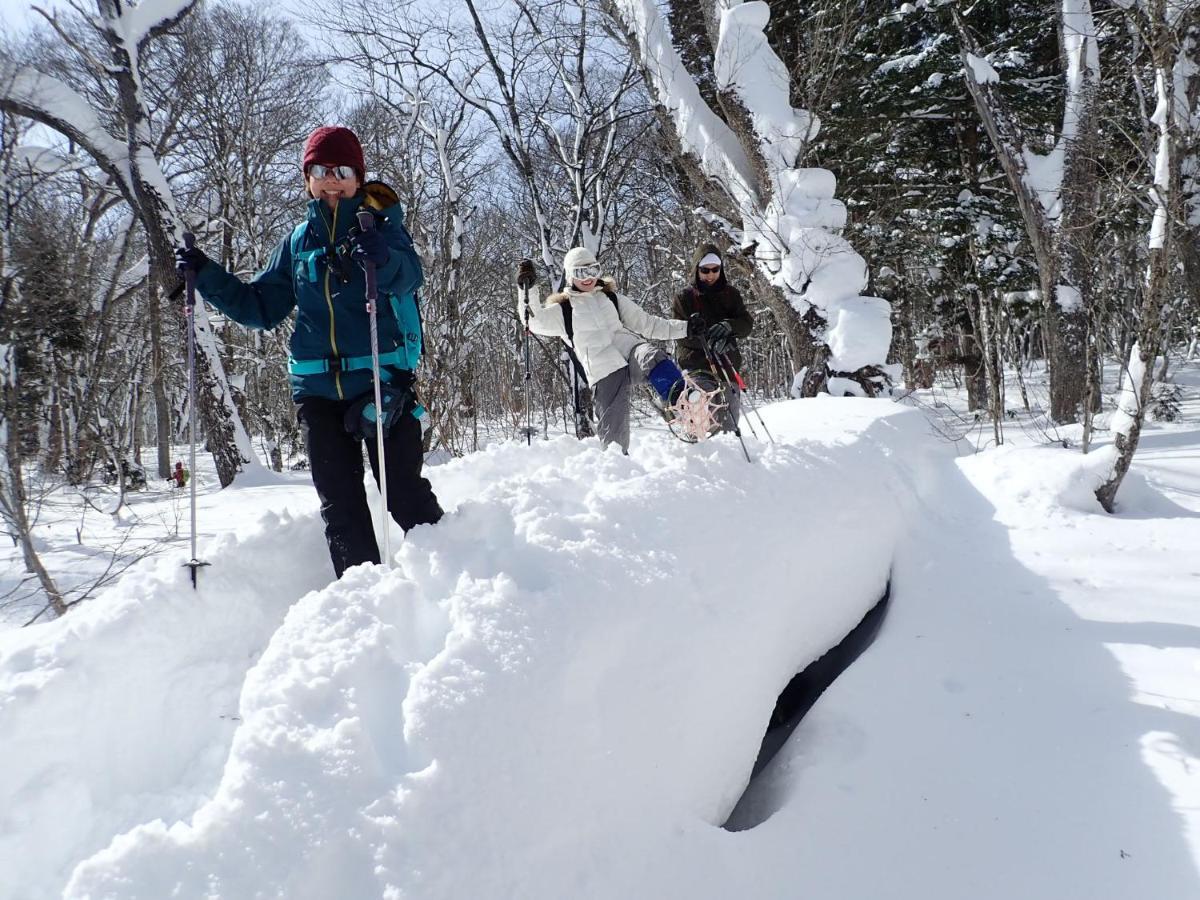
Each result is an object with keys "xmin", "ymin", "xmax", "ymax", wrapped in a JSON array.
[
  {"xmin": 148, "ymin": 284, "xmax": 172, "ymax": 480},
  {"xmin": 1095, "ymin": 8, "xmax": 1193, "ymax": 511},
  {"xmin": 952, "ymin": 3, "xmax": 1099, "ymax": 424}
]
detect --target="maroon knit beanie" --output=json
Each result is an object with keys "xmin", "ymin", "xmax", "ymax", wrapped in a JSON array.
[{"xmin": 302, "ymin": 126, "xmax": 366, "ymax": 178}]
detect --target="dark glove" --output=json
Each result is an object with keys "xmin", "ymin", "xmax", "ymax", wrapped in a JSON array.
[
  {"xmin": 705, "ymin": 320, "xmax": 733, "ymax": 342},
  {"xmin": 174, "ymin": 245, "xmax": 209, "ymax": 277},
  {"xmin": 706, "ymin": 320, "xmax": 734, "ymax": 354},
  {"xmin": 686, "ymin": 313, "xmax": 705, "ymax": 338},
  {"xmin": 350, "ymin": 226, "xmax": 390, "ymax": 267},
  {"xmin": 516, "ymin": 258, "xmax": 537, "ymax": 288}
]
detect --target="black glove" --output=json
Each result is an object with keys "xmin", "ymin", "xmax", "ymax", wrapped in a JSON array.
[
  {"xmin": 686, "ymin": 313, "xmax": 704, "ymax": 338},
  {"xmin": 705, "ymin": 320, "xmax": 733, "ymax": 342},
  {"xmin": 174, "ymin": 245, "xmax": 209, "ymax": 277},
  {"xmin": 516, "ymin": 258, "xmax": 537, "ymax": 288},
  {"xmin": 706, "ymin": 320, "xmax": 734, "ymax": 354},
  {"xmin": 350, "ymin": 226, "xmax": 390, "ymax": 267}
]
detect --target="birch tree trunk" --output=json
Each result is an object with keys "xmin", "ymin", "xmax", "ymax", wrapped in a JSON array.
[{"xmin": 1095, "ymin": 5, "xmax": 1196, "ymax": 512}]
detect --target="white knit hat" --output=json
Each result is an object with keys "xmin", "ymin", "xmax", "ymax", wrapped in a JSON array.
[{"xmin": 563, "ymin": 246, "xmax": 599, "ymax": 272}]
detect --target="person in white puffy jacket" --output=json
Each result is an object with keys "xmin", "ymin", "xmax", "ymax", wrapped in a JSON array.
[{"xmin": 516, "ymin": 247, "xmax": 702, "ymax": 452}]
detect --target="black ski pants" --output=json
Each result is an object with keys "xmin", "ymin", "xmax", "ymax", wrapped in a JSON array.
[{"xmin": 298, "ymin": 395, "xmax": 443, "ymax": 578}]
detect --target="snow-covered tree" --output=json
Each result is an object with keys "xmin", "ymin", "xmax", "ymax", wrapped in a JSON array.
[
  {"xmin": 1095, "ymin": 2, "xmax": 1198, "ymax": 511},
  {"xmin": 815, "ymin": 1, "xmax": 1048, "ymax": 415},
  {"xmin": 951, "ymin": 0, "xmax": 1102, "ymax": 424},
  {"xmin": 0, "ymin": 0, "xmax": 252, "ymax": 487},
  {"xmin": 603, "ymin": 0, "xmax": 893, "ymax": 397}
]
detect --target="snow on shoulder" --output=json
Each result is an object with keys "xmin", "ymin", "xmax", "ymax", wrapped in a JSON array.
[{"xmin": 62, "ymin": 400, "xmax": 929, "ymax": 899}]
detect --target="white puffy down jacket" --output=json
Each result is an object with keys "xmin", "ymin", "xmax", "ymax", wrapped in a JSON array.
[{"xmin": 517, "ymin": 282, "xmax": 688, "ymax": 387}]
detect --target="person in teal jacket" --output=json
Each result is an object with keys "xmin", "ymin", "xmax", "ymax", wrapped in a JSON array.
[{"xmin": 176, "ymin": 125, "xmax": 443, "ymax": 577}]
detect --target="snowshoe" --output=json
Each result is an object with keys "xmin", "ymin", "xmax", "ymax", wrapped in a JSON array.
[
  {"xmin": 668, "ymin": 372, "xmax": 726, "ymax": 442},
  {"xmin": 640, "ymin": 370, "xmax": 726, "ymax": 443}
]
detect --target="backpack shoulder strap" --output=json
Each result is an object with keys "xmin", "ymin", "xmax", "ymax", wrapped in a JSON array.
[
  {"xmin": 562, "ymin": 288, "xmax": 617, "ymax": 347},
  {"xmin": 562, "ymin": 299, "xmax": 574, "ymax": 346},
  {"xmin": 289, "ymin": 221, "xmax": 308, "ymax": 258}
]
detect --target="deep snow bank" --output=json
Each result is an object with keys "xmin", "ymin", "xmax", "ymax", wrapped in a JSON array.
[
  {"xmin": 54, "ymin": 400, "xmax": 929, "ymax": 899},
  {"xmin": 0, "ymin": 510, "xmax": 332, "ymax": 900}
]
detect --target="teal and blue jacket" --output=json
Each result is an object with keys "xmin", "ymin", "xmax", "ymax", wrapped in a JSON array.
[{"xmin": 194, "ymin": 191, "xmax": 423, "ymax": 402}]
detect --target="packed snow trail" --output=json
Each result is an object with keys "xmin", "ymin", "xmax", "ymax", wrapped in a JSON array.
[{"xmin": 61, "ymin": 401, "xmax": 908, "ymax": 899}]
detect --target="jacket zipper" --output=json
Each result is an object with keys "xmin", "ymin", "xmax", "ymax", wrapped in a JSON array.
[{"xmin": 323, "ymin": 203, "xmax": 342, "ymax": 398}]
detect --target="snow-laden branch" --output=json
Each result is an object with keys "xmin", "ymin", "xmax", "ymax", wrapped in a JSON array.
[
  {"xmin": 957, "ymin": 2, "xmax": 1099, "ymax": 223},
  {"xmin": 714, "ymin": 1, "xmax": 816, "ymax": 173},
  {"xmin": 612, "ymin": 0, "xmax": 890, "ymax": 381},
  {"xmin": 609, "ymin": 0, "xmax": 757, "ymax": 208},
  {"xmin": 0, "ymin": 62, "xmax": 132, "ymax": 192},
  {"xmin": 108, "ymin": 0, "xmax": 197, "ymax": 50},
  {"xmin": 1020, "ymin": 0, "xmax": 1100, "ymax": 222}
]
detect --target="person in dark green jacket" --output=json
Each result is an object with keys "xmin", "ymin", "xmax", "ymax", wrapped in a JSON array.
[
  {"xmin": 175, "ymin": 125, "xmax": 442, "ymax": 578},
  {"xmin": 671, "ymin": 243, "xmax": 754, "ymax": 432}
]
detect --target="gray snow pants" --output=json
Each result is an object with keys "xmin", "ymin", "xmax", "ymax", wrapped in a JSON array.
[{"xmin": 592, "ymin": 343, "xmax": 668, "ymax": 453}]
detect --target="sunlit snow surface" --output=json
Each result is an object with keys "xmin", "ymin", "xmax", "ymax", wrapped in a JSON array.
[{"xmin": 2, "ymin": 390, "xmax": 1198, "ymax": 899}]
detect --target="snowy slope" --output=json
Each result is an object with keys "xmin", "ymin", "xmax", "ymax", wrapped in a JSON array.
[
  {"xmin": 732, "ymin": 440, "xmax": 1200, "ymax": 897},
  {"xmin": 2, "ymin": 392, "xmax": 1198, "ymax": 899}
]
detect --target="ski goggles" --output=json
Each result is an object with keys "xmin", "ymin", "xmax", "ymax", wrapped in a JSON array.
[
  {"xmin": 570, "ymin": 263, "xmax": 602, "ymax": 281},
  {"xmin": 307, "ymin": 163, "xmax": 357, "ymax": 180}
]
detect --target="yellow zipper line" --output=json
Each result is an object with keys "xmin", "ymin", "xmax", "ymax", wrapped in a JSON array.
[{"xmin": 322, "ymin": 202, "xmax": 342, "ymax": 398}]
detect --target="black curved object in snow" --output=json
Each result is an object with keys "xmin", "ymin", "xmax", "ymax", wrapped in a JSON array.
[{"xmin": 723, "ymin": 582, "xmax": 891, "ymax": 829}]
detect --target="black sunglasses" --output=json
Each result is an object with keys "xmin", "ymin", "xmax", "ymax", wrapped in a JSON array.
[{"xmin": 698, "ymin": 265, "xmax": 721, "ymax": 274}]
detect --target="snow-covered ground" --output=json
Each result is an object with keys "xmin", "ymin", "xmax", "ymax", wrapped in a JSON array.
[{"xmin": 2, "ymin": 366, "xmax": 1198, "ymax": 899}]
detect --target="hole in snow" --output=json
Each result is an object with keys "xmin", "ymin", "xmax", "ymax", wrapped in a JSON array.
[{"xmin": 723, "ymin": 582, "xmax": 891, "ymax": 831}]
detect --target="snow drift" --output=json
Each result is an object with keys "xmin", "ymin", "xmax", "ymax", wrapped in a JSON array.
[{"xmin": 5, "ymin": 394, "xmax": 1196, "ymax": 899}]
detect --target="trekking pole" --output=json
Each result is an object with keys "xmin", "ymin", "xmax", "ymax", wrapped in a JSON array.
[
  {"xmin": 357, "ymin": 211, "xmax": 391, "ymax": 570},
  {"xmin": 520, "ymin": 281, "xmax": 536, "ymax": 445},
  {"xmin": 703, "ymin": 340, "xmax": 758, "ymax": 441},
  {"xmin": 181, "ymin": 232, "xmax": 210, "ymax": 589},
  {"xmin": 701, "ymin": 338, "xmax": 752, "ymax": 462},
  {"xmin": 717, "ymin": 351, "xmax": 775, "ymax": 443}
]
